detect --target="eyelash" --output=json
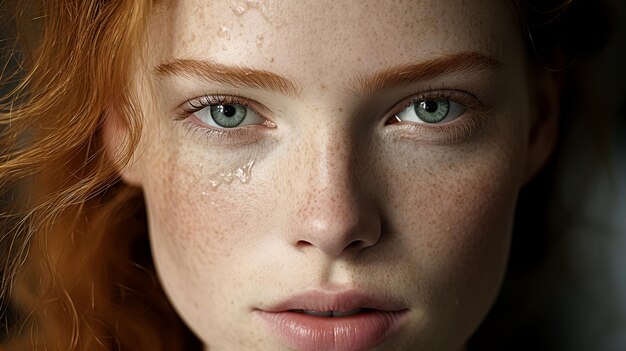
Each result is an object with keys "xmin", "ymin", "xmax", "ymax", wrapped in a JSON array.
[
  {"xmin": 176, "ymin": 94, "xmax": 256, "ymax": 119},
  {"xmin": 396, "ymin": 89, "xmax": 483, "ymax": 114},
  {"xmin": 174, "ymin": 89, "xmax": 489, "ymax": 143}
]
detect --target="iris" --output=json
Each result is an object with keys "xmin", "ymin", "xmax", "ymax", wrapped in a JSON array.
[{"xmin": 210, "ymin": 104, "xmax": 247, "ymax": 128}]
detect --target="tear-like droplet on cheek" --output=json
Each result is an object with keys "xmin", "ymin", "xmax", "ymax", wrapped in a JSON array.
[{"xmin": 205, "ymin": 159, "xmax": 256, "ymax": 191}]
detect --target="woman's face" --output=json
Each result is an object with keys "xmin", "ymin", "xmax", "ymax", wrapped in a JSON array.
[{"xmin": 118, "ymin": 0, "xmax": 553, "ymax": 349}]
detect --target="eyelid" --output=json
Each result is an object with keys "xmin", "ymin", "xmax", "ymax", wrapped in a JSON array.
[
  {"xmin": 175, "ymin": 94, "xmax": 273, "ymax": 123},
  {"xmin": 391, "ymin": 89, "xmax": 486, "ymax": 117}
]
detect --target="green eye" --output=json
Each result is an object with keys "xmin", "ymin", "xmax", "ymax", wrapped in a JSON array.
[
  {"xmin": 210, "ymin": 104, "xmax": 247, "ymax": 128},
  {"xmin": 415, "ymin": 99, "xmax": 450, "ymax": 123},
  {"xmin": 191, "ymin": 97, "xmax": 266, "ymax": 130},
  {"xmin": 394, "ymin": 98, "xmax": 465, "ymax": 125}
]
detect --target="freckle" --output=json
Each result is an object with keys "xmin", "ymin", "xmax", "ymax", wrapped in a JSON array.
[{"xmin": 338, "ymin": 107, "xmax": 343, "ymax": 112}]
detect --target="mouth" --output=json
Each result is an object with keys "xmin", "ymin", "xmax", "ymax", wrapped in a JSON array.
[
  {"xmin": 255, "ymin": 289, "xmax": 409, "ymax": 351},
  {"xmin": 289, "ymin": 308, "xmax": 370, "ymax": 317}
]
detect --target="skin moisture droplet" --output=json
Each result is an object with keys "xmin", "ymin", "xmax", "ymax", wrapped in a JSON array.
[
  {"xmin": 207, "ymin": 159, "xmax": 255, "ymax": 190},
  {"xmin": 231, "ymin": 4, "xmax": 246, "ymax": 16},
  {"xmin": 229, "ymin": 0, "xmax": 284, "ymax": 27},
  {"xmin": 218, "ymin": 25, "xmax": 231, "ymax": 40},
  {"xmin": 230, "ymin": 0, "xmax": 261, "ymax": 17}
]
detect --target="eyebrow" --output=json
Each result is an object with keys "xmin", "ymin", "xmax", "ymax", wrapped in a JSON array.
[
  {"xmin": 154, "ymin": 52, "xmax": 502, "ymax": 97},
  {"xmin": 353, "ymin": 52, "xmax": 504, "ymax": 95},
  {"xmin": 154, "ymin": 59, "xmax": 301, "ymax": 96}
]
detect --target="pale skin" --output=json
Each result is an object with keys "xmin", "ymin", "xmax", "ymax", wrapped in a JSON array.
[{"xmin": 104, "ymin": 0, "xmax": 560, "ymax": 350}]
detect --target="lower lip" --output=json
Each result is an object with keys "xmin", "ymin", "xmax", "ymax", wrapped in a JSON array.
[{"xmin": 255, "ymin": 309, "xmax": 408, "ymax": 351}]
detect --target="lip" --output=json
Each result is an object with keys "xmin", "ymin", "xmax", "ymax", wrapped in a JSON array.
[{"xmin": 255, "ymin": 289, "xmax": 409, "ymax": 351}]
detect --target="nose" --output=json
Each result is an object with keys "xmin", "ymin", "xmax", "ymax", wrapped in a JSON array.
[{"xmin": 284, "ymin": 128, "xmax": 381, "ymax": 257}]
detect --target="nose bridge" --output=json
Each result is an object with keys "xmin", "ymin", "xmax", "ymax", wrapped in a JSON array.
[
  {"xmin": 309, "ymin": 127, "xmax": 352, "ymax": 190},
  {"xmin": 288, "ymin": 126, "xmax": 381, "ymax": 257}
]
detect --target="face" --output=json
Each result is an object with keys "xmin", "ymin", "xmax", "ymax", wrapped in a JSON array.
[{"xmin": 114, "ymin": 0, "xmax": 554, "ymax": 349}]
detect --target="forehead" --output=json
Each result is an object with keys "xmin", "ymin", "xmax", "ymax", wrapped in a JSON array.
[{"xmin": 149, "ymin": 0, "xmax": 520, "ymax": 84}]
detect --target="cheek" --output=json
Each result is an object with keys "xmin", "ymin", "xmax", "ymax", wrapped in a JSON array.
[
  {"xmin": 142, "ymin": 142, "xmax": 266, "ymax": 272},
  {"xmin": 139, "ymin": 138, "xmax": 276, "ymax": 343},
  {"xmin": 378, "ymin": 123, "xmax": 524, "ymax": 340},
  {"xmin": 388, "ymin": 141, "xmax": 519, "ymax": 266}
]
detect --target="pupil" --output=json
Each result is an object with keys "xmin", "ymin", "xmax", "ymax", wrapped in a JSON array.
[
  {"xmin": 423, "ymin": 100, "xmax": 438, "ymax": 113},
  {"xmin": 222, "ymin": 105, "xmax": 236, "ymax": 117}
]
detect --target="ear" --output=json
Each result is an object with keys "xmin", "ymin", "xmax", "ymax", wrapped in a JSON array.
[
  {"xmin": 522, "ymin": 70, "xmax": 562, "ymax": 185},
  {"xmin": 101, "ymin": 108, "xmax": 143, "ymax": 187}
]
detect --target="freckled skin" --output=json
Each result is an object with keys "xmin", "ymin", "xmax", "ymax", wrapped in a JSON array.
[{"xmin": 116, "ymin": 0, "xmax": 552, "ymax": 350}]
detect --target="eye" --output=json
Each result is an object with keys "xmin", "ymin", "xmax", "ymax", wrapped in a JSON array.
[
  {"xmin": 391, "ymin": 98, "xmax": 466, "ymax": 125},
  {"xmin": 194, "ymin": 102, "xmax": 265, "ymax": 129}
]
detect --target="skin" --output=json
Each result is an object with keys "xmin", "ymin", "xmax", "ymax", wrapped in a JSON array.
[{"xmin": 105, "ymin": 0, "xmax": 559, "ymax": 349}]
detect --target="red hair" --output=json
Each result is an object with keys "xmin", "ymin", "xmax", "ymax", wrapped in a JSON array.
[{"xmin": 0, "ymin": 0, "xmax": 197, "ymax": 349}]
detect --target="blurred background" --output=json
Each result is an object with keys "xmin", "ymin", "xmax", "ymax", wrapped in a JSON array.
[
  {"xmin": 553, "ymin": 0, "xmax": 626, "ymax": 347},
  {"xmin": 471, "ymin": 1, "xmax": 626, "ymax": 349}
]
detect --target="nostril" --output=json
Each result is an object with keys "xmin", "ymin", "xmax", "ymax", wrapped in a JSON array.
[
  {"xmin": 295, "ymin": 240, "xmax": 314, "ymax": 250},
  {"xmin": 294, "ymin": 238, "xmax": 370, "ymax": 254},
  {"xmin": 345, "ymin": 240, "xmax": 366, "ymax": 251}
]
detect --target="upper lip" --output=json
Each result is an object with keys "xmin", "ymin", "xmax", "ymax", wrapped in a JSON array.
[{"xmin": 259, "ymin": 289, "xmax": 408, "ymax": 313}]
